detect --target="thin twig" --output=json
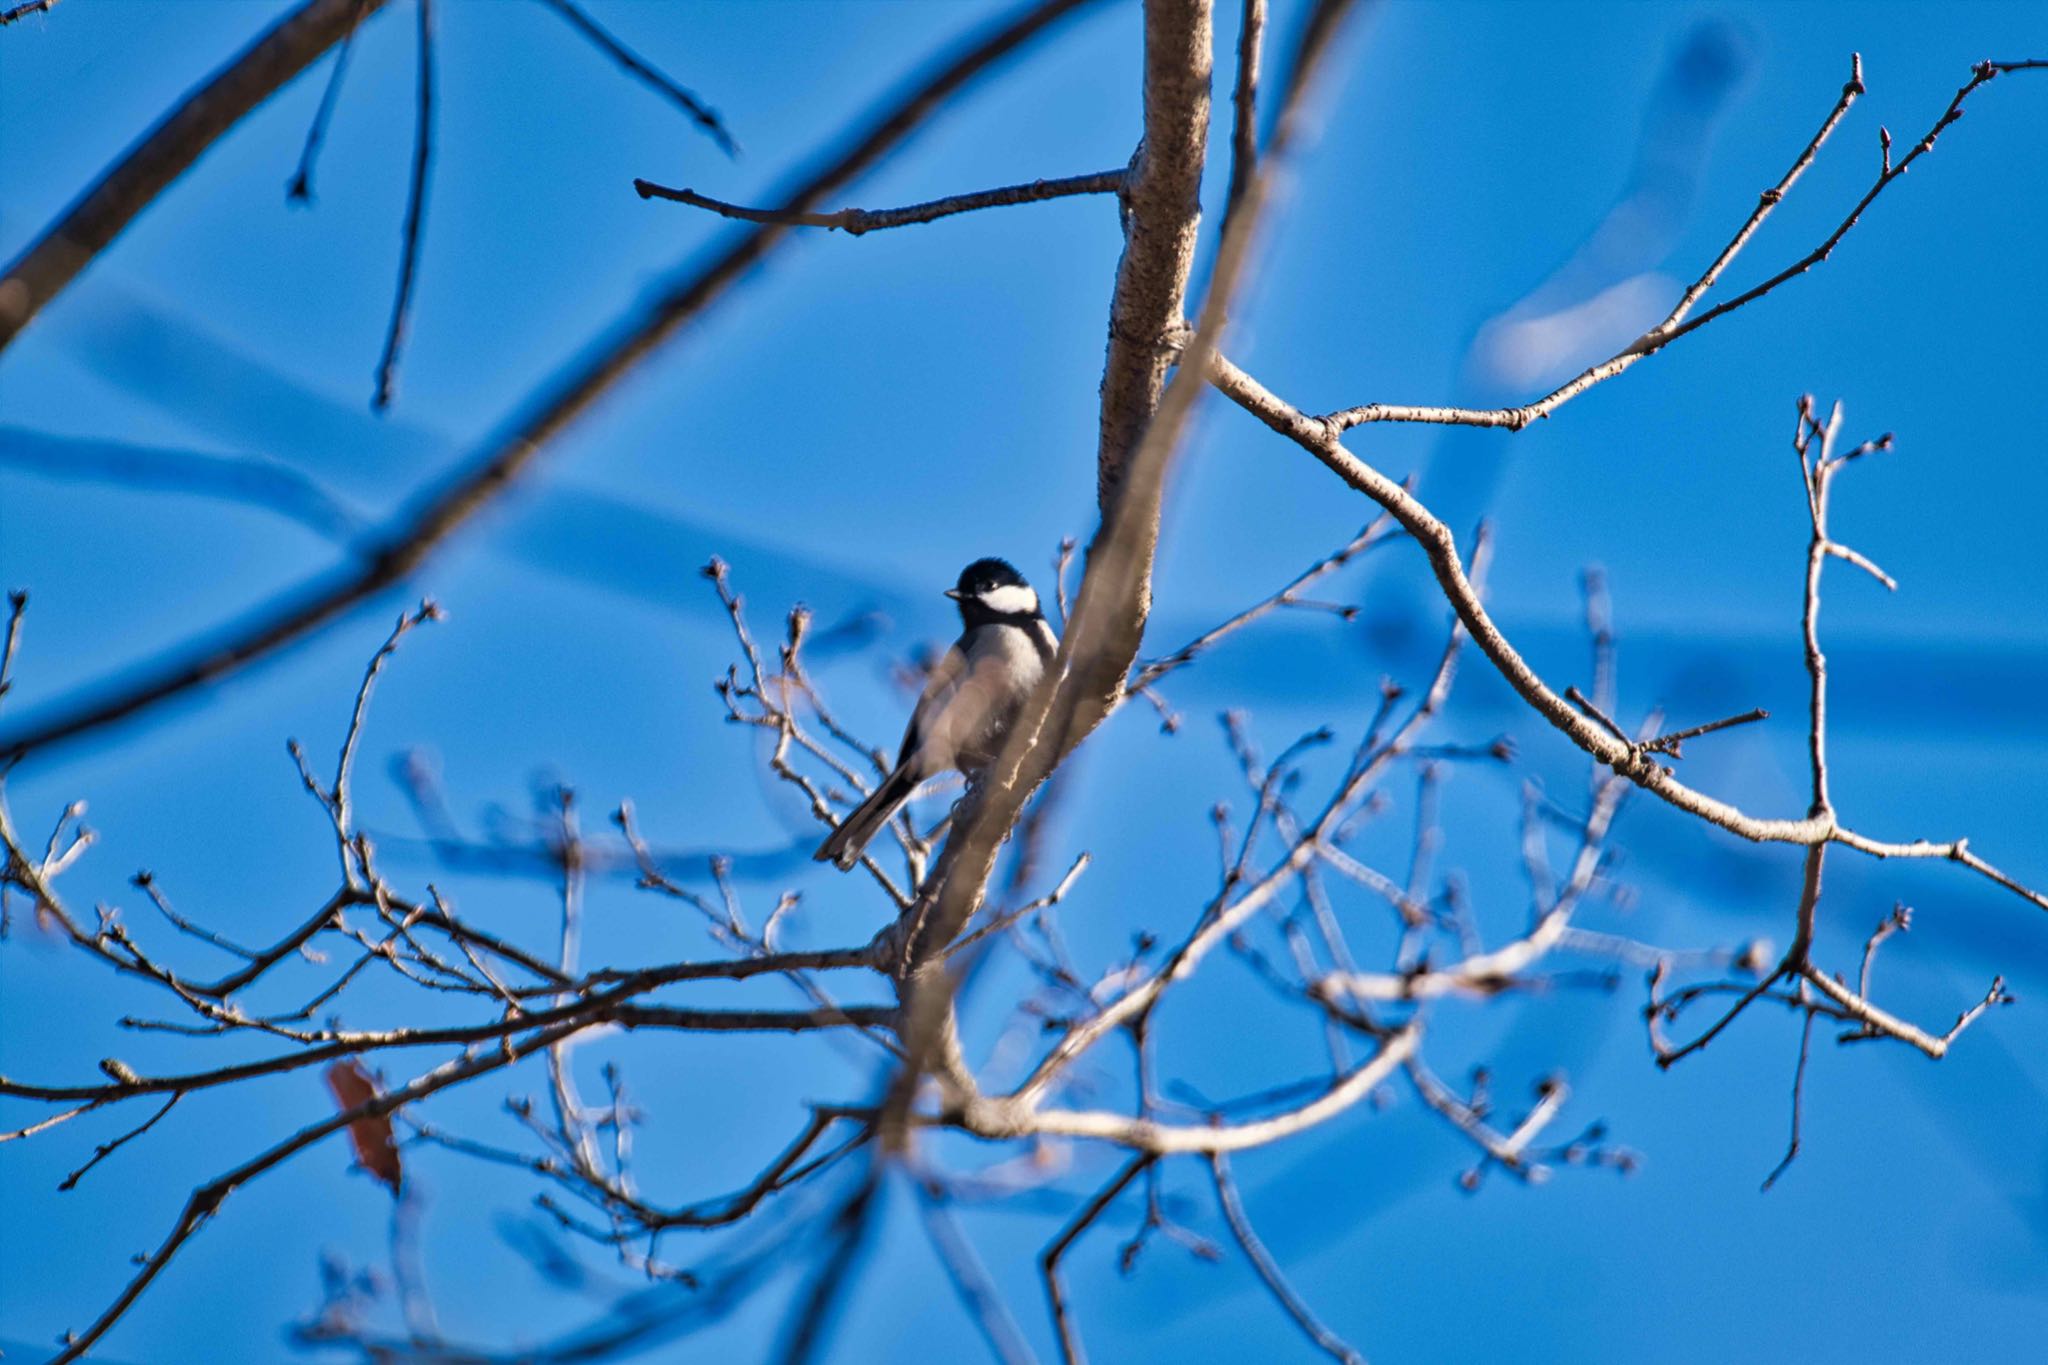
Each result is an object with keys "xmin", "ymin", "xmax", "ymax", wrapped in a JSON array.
[
  {"xmin": 371, "ymin": 0, "xmax": 435, "ymax": 411},
  {"xmin": 1759, "ymin": 999, "xmax": 1814, "ymax": 1191},
  {"xmin": 59, "ymin": 1094, "xmax": 182, "ymax": 1191},
  {"xmin": 1042, "ymin": 1155, "xmax": 1149, "ymax": 1365},
  {"xmin": 1222, "ymin": 0, "xmax": 1266, "ymax": 228},
  {"xmin": 539, "ymin": 0, "xmax": 737, "ymax": 155},
  {"xmin": 0, "ymin": 0, "xmax": 63, "ymax": 25},
  {"xmin": 1317, "ymin": 56, "xmax": 2045, "ymax": 435},
  {"xmin": 1134, "ymin": 509, "xmax": 1398, "ymax": 689},
  {"xmin": 1210, "ymin": 1152, "xmax": 1364, "ymax": 1363},
  {"xmin": 286, "ymin": 0, "xmax": 373, "ymax": 202},
  {"xmin": 1641, "ymin": 707, "xmax": 1768, "ymax": 759},
  {"xmin": 0, "ymin": 589, "xmax": 26, "ymax": 709},
  {"xmin": 635, "ymin": 169, "xmax": 1124, "ymax": 235}
]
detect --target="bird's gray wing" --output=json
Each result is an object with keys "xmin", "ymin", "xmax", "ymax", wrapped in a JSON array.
[
  {"xmin": 899, "ymin": 641, "xmax": 971, "ymax": 767},
  {"xmin": 907, "ymin": 628, "xmax": 1042, "ymax": 774}
]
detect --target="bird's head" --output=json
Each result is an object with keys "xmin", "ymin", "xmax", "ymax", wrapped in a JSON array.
[{"xmin": 944, "ymin": 557, "xmax": 1040, "ymax": 620}]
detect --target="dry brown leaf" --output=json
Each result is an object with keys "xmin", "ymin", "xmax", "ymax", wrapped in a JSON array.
[{"xmin": 325, "ymin": 1059, "xmax": 402, "ymax": 1195}]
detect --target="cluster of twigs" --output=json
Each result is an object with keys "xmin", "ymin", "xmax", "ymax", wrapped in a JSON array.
[
  {"xmin": 0, "ymin": 526, "xmax": 1679, "ymax": 1362},
  {"xmin": 1, "ymin": 0, "xmax": 2043, "ymax": 1361},
  {"xmin": 8, "ymin": 415, "xmax": 2029, "ymax": 1359}
]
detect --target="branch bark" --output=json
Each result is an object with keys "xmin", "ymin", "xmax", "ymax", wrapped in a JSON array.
[{"xmin": 1094, "ymin": 0, "xmax": 1215, "ymax": 515}]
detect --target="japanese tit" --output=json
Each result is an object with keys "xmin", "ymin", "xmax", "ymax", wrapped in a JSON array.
[{"xmin": 813, "ymin": 558, "xmax": 1058, "ymax": 871}]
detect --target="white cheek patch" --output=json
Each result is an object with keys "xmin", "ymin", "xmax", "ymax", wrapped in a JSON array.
[{"xmin": 978, "ymin": 583, "xmax": 1039, "ymax": 615}]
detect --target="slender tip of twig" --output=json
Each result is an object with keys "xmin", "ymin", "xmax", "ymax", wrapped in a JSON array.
[{"xmin": 1759, "ymin": 1145, "xmax": 1798, "ymax": 1192}]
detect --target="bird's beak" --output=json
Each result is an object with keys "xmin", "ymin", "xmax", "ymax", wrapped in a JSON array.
[{"xmin": 942, "ymin": 588, "xmax": 964, "ymax": 600}]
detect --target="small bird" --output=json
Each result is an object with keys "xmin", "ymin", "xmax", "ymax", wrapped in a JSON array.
[{"xmin": 814, "ymin": 558, "xmax": 1058, "ymax": 871}]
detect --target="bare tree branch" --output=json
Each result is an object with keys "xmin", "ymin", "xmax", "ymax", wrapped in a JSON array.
[
  {"xmin": 1317, "ymin": 58, "xmax": 2044, "ymax": 435},
  {"xmin": 538, "ymin": 0, "xmax": 738, "ymax": 156},
  {"xmin": 0, "ymin": 0, "xmax": 396, "ymax": 349},
  {"xmin": 0, "ymin": 0, "xmax": 64, "ymax": 26},
  {"xmin": 49, "ymin": 1011, "xmax": 596, "ymax": 1364},
  {"xmin": 0, "ymin": 0, "xmax": 1109, "ymax": 767},
  {"xmin": 1094, "ymin": 0, "xmax": 1215, "ymax": 513},
  {"xmin": 370, "ymin": 0, "xmax": 435, "ymax": 411},
  {"xmin": 285, "ymin": 0, "xmax": 373, "ymax": 202},
  {"xmin": 5, "ymin": 15, "xmax": 2042, "ymax": 1365},
  {"xmin": 634, "ymin": 168, "xmax": 1125, "ymax": 234},
  {"xmin": 1203, "ymin": 355, "xmax": 2047, "ymax": 916},
  {"xmin": 1222, "ymin": 0, "xmax": 1267, "ymax": 229},
  {"xmin": 1210, "ymin": 1152, "xmax": 1364, "ymax": 1364},
  {"xmin": 1042, "ymin": 1155, "xmax": 1148, "ymax": 1365}
]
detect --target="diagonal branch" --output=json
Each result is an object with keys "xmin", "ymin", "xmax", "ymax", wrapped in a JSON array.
[
  {"xmin": 285, "ymin": 0, "xmax": 373, "ymax": 202},
  {"xmin": 0, "ymin": 0, "xmax": 64, "ymax": 24},
  {"xmin": 0, "ymin": 0, "xmax": 395, "ymax": 349},
  {"xmin": 1204, "ymin": 354, "xmax": 2047, "ymax": 917},
  {"xmin": 1133, "ymin": 508, "xmax": 1399, "ymax": 690},
  {"xmin": 1319, "ymin": 57, "xmax": 2043, "ymax": 435},
  {"xmin": 1210, "ymin": 1151, "xmax": 1364, "ymax": 1364},
  {"xmin": 0, "ymin": 0, "xmax": 1109, "ymax": 767},
  {"xmin": 50, "ymin": 1012, "xmax": 594, "ymax": 1364},
  {"xmin": 538, "ymin": 0, "xmax": 738, "ymax": 156}
]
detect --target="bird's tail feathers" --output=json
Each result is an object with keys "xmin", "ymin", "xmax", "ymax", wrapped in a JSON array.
[{"xmin": 813, "ymin": 767, "xmax": 917, "ymax": 871}]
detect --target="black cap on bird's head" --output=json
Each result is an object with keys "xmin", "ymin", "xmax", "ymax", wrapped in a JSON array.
[
  {"xmin": 947, "ymin": 558, "xmax": 1025, "ymax": 597},
  {"xmin": 944, "ymin": 558, "xmax": 1040, "ymax": 619}
]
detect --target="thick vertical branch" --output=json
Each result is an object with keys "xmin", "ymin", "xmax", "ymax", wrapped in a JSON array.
[
  {"xmin": 0, "ymin": 0, "xmax": 394, "ymax": 350},
  {"xmin": 885, "ymin": 0, "xmax": 1360, "ymax": 1176},
  {"xmin": 887, "ymin": 0, "xmax": 1224, "ymax": 992},
  {"xmin": 878, "ymin": 0, "xmax": 1225, "ymax": 1162},
  {"xmin": 1094, "ymin": 0, "xmax": 1214, "ymax": 517}
]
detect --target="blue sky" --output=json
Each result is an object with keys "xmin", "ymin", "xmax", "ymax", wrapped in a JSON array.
[{"xmin": 3, "ymin": 1, "xmax": 2046, "ymax": 1361}]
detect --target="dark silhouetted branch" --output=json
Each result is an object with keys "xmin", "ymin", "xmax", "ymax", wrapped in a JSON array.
[
  {"xmin": 0, "ymin": 0, "xmax": 63, "ymax": 26},
  {"xmin": 634, "ymin": 168, "xmax": 1125, "ymax": 235},
  {"xmin": 540, "ymin": 0, "xmax": 738, "ymax": 156},
  {"xmin": 285, "ymin": 0, "xmax": 373, "ymax": 201},
  {"xmin": 0, "ymin": 0, "xmax": 1109, "ymax": 767},
  {"xmin": 1222, "ymin": 0, "xmax": 1266, "ymax": 230},
  {"xmin": 370, "ymin": 0, "xmax": 435, "ymax": 411},
  {"xmin": 0, "ymin": 0, "xmax": 396, "ymax": 350}
]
